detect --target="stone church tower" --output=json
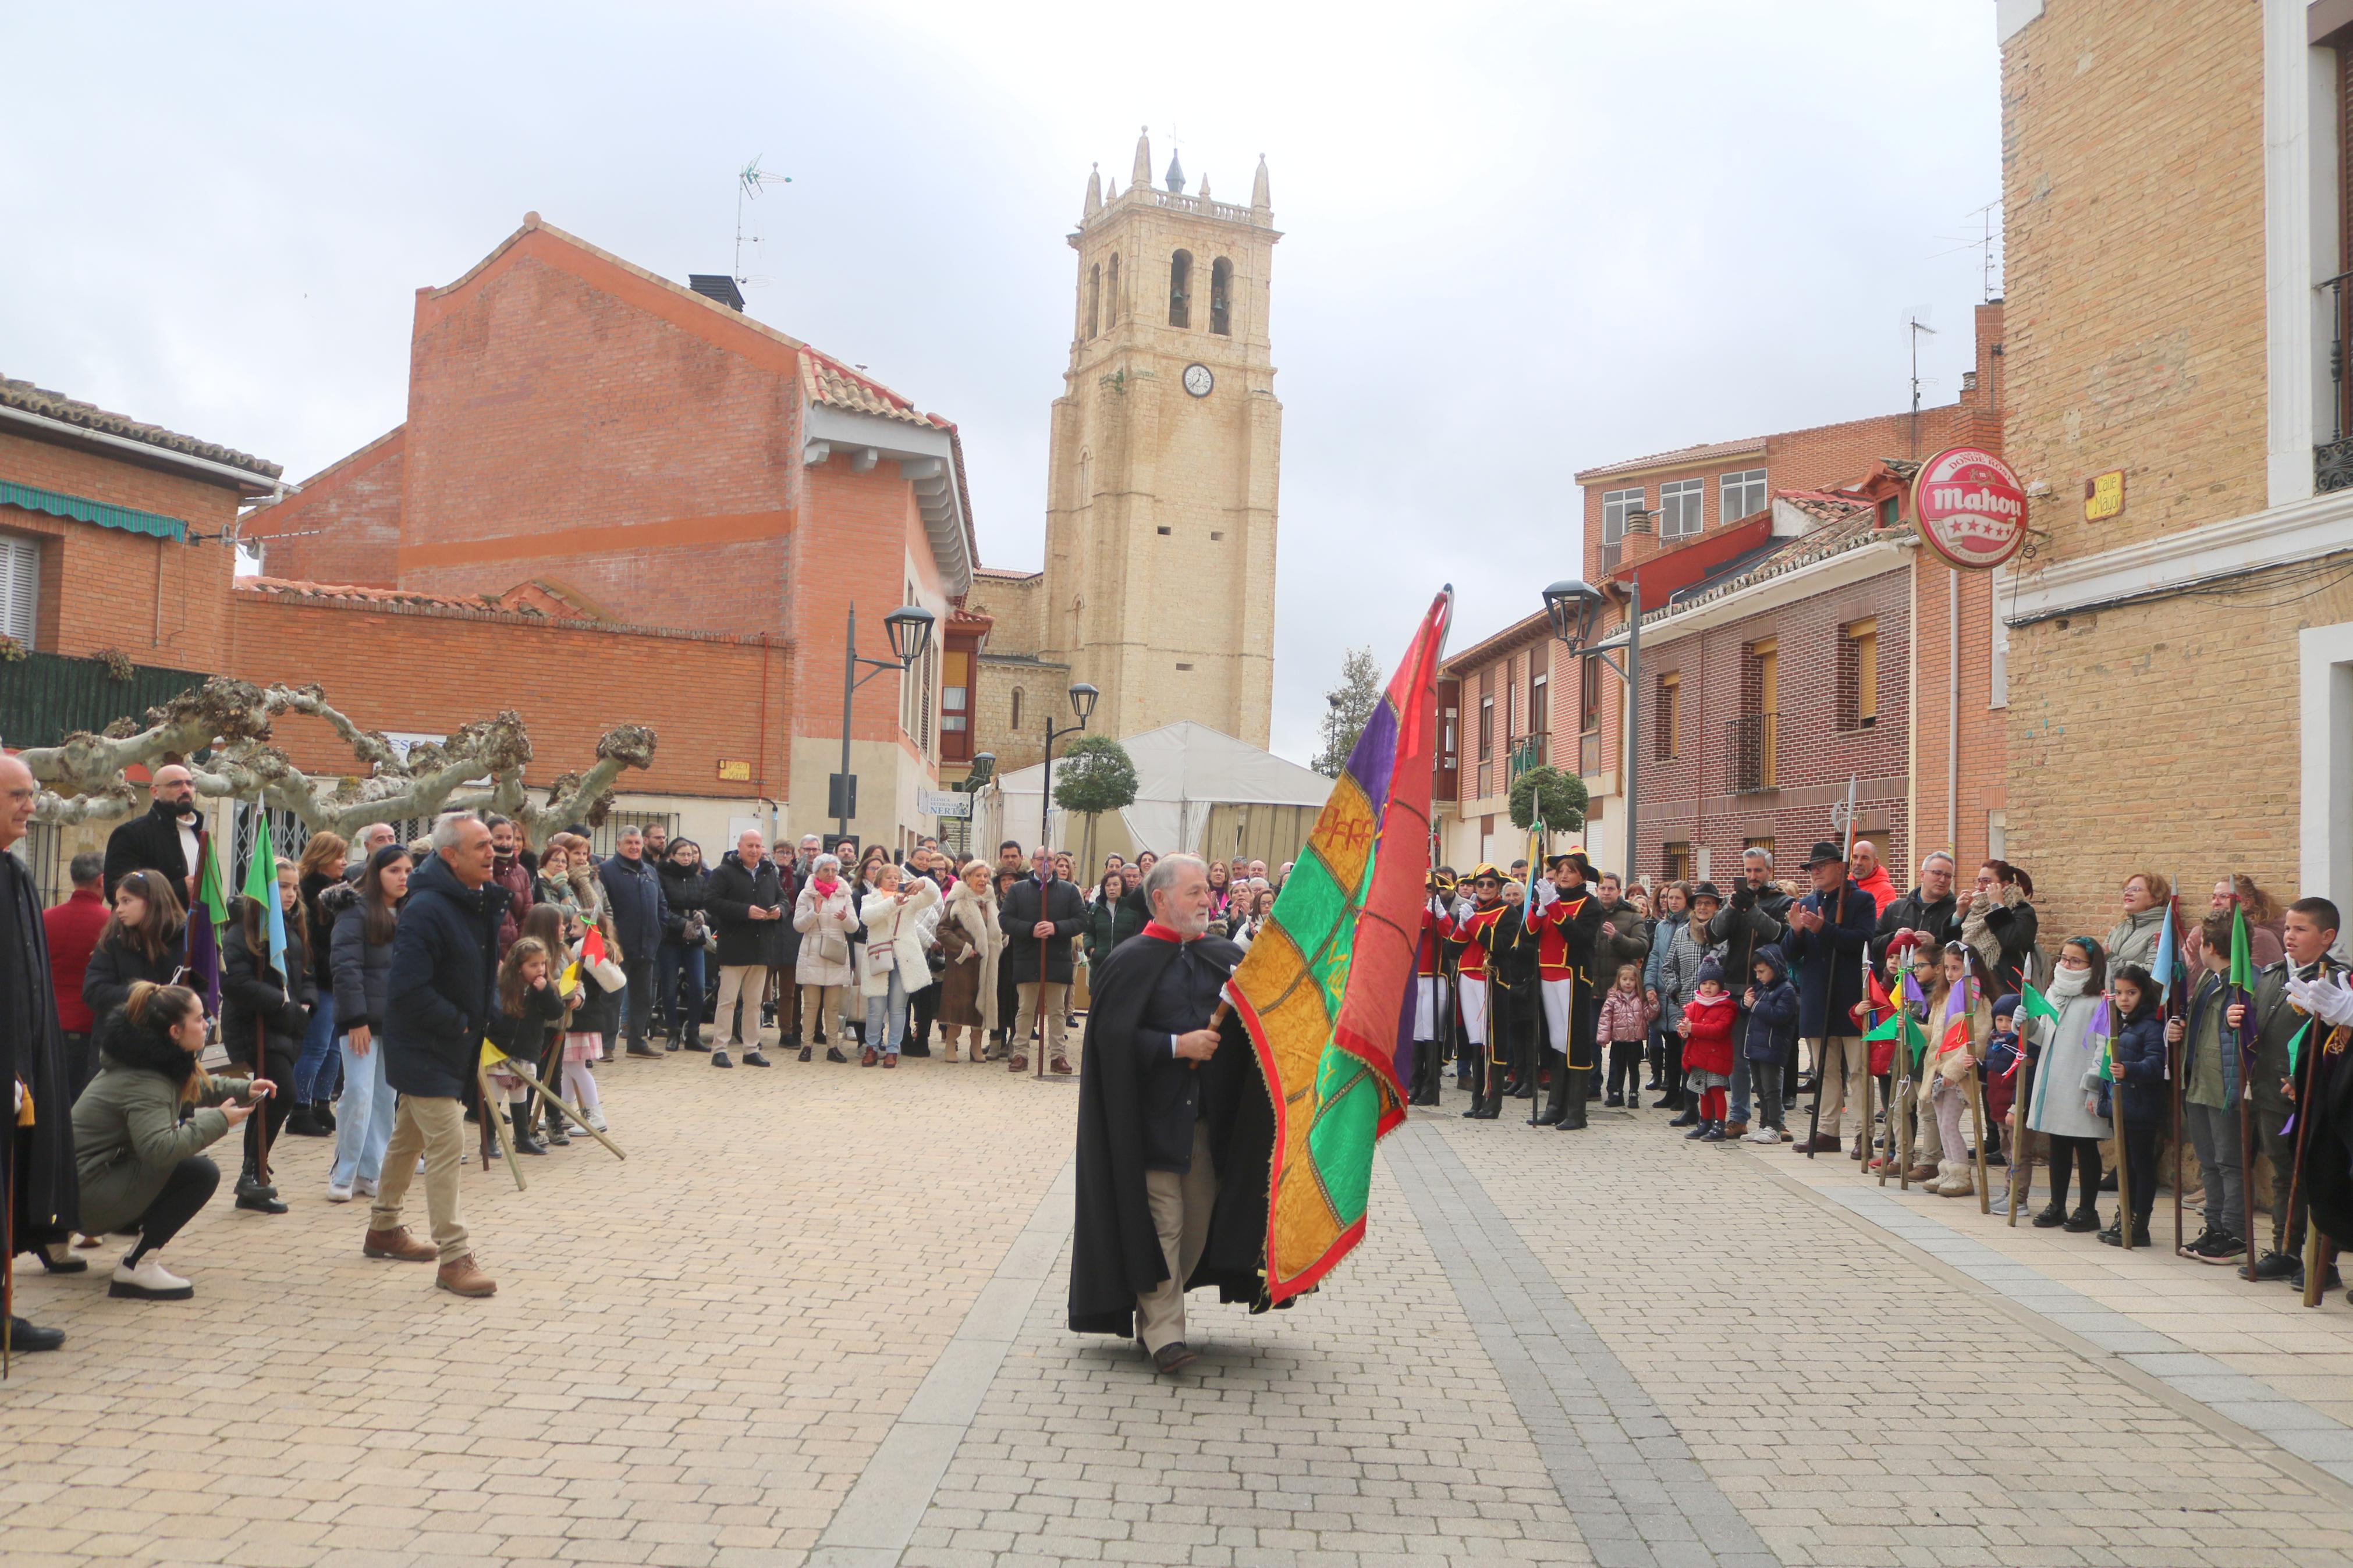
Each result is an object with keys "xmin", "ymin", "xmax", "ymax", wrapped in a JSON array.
[{"xmin": 1037, "ymin": 127, "xmax": 1282, "ymax": 748}]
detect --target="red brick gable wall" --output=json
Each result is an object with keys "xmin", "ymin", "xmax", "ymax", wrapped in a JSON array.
[
  {"xmin": 0, "ymin": 429, "xmax": 240, "ymax": 668},
  {"xmin": 225, "ymin": 592, "xmax": 791, "ymax": 801},
  {"xmin": 243, "ymin": 428, "xmax": 404, "ymax": 588}
]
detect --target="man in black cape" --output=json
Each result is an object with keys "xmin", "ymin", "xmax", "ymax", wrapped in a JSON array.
[
  {"xmin": 1, "ymin": 755, "xmax": 80, "ymax": 1352},
  {"xmin": 1067, "ymin": 853, "xmax": 1272, "ymax": 1373}
]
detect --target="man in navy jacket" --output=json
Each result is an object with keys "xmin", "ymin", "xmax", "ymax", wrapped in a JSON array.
[
  {"xmin": 598, "ymin": 826, "xmax": 671, "ymax": 1058},
  {"xmin": 363, "ymin": 814, "xmax": 506, "ymax": 1298},
  {"xmin": 1783, "ymin": 839, "xmax": 1878, "ymax": 1156}
]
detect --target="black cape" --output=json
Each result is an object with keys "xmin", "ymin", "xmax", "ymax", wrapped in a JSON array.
[
  {"xmin": 2302, "ymin": 1023, "xmax": 2353, "ymax": 1247},
  {"xmin": 1, "ymin": 849, "xmax": 79, "ymax": 1247},
  {"xmin": 1067, "ymin": 931, "xmax": 1273, "ymax": 1336}
]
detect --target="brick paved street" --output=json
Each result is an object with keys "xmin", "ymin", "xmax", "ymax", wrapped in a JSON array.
[{"xmin": 9, "ymin": 1056, "xmax": 2353, "ymax": 1567}]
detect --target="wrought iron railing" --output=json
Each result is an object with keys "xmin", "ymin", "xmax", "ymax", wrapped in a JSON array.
[
  {"xmin": 1727, "ymin": 712, "xmax": 1777, "ymax": 794},
  {"xmin": 2318, "ymin": 269, "xmax": 2353, "ymax": 492}
]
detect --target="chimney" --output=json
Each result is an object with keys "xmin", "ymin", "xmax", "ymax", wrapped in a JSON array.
[{"xmin": 688, "ymin": 274, "xmax": 746, "ymax": 311}]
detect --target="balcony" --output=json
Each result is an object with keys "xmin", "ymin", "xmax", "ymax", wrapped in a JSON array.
[
  {"xmin": 1506, "ymin": 731, "xmax": 1549, "ymax": 788},
  {"xmin": 1578, "ymin": 730, "xmax": 1601, "ymax": 777},
  {"xmin": 1727, "ymin": 712, "xmax": 1777, "ymax": 794},
  {"xmin": 1599, "ymin": 541, "xmax": 1622, "ymax": 574},
  {"xmin": 0, "ymin": 649, "xmax": 214, "ymax": 748}
]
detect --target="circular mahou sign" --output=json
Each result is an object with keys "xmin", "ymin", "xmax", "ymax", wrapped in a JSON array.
[{"xmin": 1910, "ymin": 446, "xmax": 2027, "ymax": 570}]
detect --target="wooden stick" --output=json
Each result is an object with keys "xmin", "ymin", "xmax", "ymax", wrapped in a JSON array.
[
  {"xmin": 2114, "ymin": 1105, "xmax": 2134, "ymax": 1250},
  {"xmin": 2009, "ymin": 1051, "xmax": 2035, "ymax": 1227},
  {"xmin": 2172, "ymin": 1026, "xmax": 2185, "ymax": 1257},
  {"xmin": 478, "ymin": 1068, "xmax": 526, "ymax": 1192},
  {"xmin": 2304, "ymin": 1218, "xmax": 2327, "ymax": 1309},
  {"xmin": 503, "ymin": 1058, "xmax": 626, "ymax": 1161},
  {"xmin": 1969, "ymin": 1061, "xmax": 1989, "ymax": 1214},
  {"xmin": 1890, "ymin": 1065, "xmax": 1908, "ymax": 1189}
]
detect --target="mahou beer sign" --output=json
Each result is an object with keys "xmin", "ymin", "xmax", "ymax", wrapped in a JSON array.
[{"xmin": 1911, "ymin": 446, "xmax": 2027, "ymax": 570}]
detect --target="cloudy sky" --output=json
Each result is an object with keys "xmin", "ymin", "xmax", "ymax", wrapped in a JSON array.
[{"xmin": 3, "ymin": 2, "xmax": 1999, "ymax": 764}]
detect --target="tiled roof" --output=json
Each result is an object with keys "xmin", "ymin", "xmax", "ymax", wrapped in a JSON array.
[
  {"xmin": 237, "ymin": 577, "xmax": 601, "ymax": 619},
  {"xmin": 1572, "ymin": 435, "xmax": 1765, "ymax": 484},
  {"xmin": 1776, "ymin": 489, "xmax": 1873, "ymax": 525},
  {"xmin": 1, "ymin": 376, "xmax": 282, "ymax": 481},
  {"xmin": 1642, "ymin": 511, "xmax": 1888, "ymax": 625},
  {"xmin": 798, "ymin": 347, "xmax": 949, "ymax": 429}
]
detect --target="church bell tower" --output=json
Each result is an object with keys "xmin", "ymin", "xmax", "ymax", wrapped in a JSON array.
[{"xmin": 1040, "ymin": 126, "xmax": 1282, "ymax": 748}]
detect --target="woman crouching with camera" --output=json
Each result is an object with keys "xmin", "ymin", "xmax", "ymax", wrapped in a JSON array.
[{"xmin": 70, "ymin": 982, "xmax": 274, "ymax": 1300}]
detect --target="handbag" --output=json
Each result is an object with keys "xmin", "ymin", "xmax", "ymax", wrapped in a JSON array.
[{"xmin": 581, "ymin": 937, "xmax": 627, "ymax": 993}]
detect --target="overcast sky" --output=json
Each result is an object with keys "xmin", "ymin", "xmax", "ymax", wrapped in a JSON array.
[{"xmin": 3, "ymin": 2, "xmax": 1999, "ymax": 765}]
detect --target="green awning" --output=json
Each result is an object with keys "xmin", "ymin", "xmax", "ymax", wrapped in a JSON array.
[{"xmin": 0, "ymin": 480, "xmax": 187, "ymax": 542}]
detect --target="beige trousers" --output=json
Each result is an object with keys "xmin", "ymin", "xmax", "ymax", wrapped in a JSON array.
[
  {"xmin": 1014, "ymin": 982, "xmax": 1069, "ymax": 1062},
  {"xmin": 714, "ymin": 964, "xmax": 764, "ymax": 1047},
  {"xmin": 1137, "ymin": 1121, "xmax": 1219, "ymax": 1353},
  {"xmin": 1806, "ymin": 1034, "xmax": 1869, "ymax": 1138},
  {"xmin": 367, "ymin": 1094, "xmax": 469, "ymax": 1262}
]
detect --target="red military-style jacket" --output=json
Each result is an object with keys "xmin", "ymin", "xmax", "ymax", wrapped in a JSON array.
[
  {"xmin": 1417, "ymin": 901, "xmax": 1450, "ymax": 979},
  {"xmin": 1531, "ymin": 888, "xmax": 1605, "ymax": 985},
  {"xmin": 1448, "ymin": 901, "xmax": 1510, "ymax": 979}
]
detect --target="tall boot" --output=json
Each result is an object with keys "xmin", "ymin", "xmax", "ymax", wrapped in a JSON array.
[
  {"xmin": 1531, "ymin": 1055, "xmax": 1568, "ymax": 1126},
  {"xmin": 1468, "ymin": 1059, "xmax": 1504, "ymax": 1119},
  {"xmin": 1460, "ymin": 1057, "xmax": 1489, "ymax": 1118},
  {"xmin": 1556, "ymin": 1065, "xmax": 1589, "ymax": 1130},
  {"xmin": 509, "ymin": 1103, "xmax": 547, "ymax": 1155}
]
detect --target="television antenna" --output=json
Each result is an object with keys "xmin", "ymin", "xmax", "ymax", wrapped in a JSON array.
[
  {"xmin": 1927, "ymin": 200, "xmax": 2003, "ymax": 303},
  {"xmin": 736, "ymin": 155, "xmax": 793, "ymax": 287}
]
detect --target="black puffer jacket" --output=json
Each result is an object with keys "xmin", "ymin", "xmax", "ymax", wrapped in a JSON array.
[
  {"xmin": 82, "ymin": 931, "xmax": 183, "ymax": 1022},
  {"xmin": 326, "ymin": 883, "xmax": 395, "ymax": 1033},
  {"xmin": 219, "ymin": 902, "xmax": 313, "ymax": 1068},
  {"xmin": 656, "ymin": 858, "xmax": 710, "ymax": 948}
]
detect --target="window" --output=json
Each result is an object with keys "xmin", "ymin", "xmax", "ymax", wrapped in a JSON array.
[
  {"xmin": 1663, "ymin": 841, "xmax": 1693, "ymax": 884},
  {"xmin": 0, "ymin": 534, "xmax": 36, "ymax": 648},
  {"xmin": 1752, "ymin": 638, "xmax": 1777, "ymax": 790},
  {"xmin": 1107, "ymin": 253, "xmax": 1120, "ymax": 322},
  {"xmin": 1655, "ymin": 670, "xmax": 1680, "ymax": 759},
  {"xmin": 1209, "ymin": 257, "xmax": 1233, "ymax": 336},
  {"xmin": 1010, "ymin": 687, "xmax": 1024, "ymax": 732},
  {"xmin": 941, "ymin": 648, "xmax": 972, "ymax": 762},
  {"xmin": 1087, "ymin": 263, "xmax": 1101, "ymax": 339},
  {"xmin": 1843, "ymin": 618, "xmax": 1879, "ymax": 728},
  {"xmin": 1990, "ymin": 595, "xmax": 2009, "ymax": 708},
  {"xmin": 1168, "ymin": 250, "xmax": 1193, "ymax": 328},
  {"xmin": 1578, "ymin": 656, "xmax": 1602, "ymax": 774},
  {"xmin": 1877, "ymin": 495, "xmax": 1901, "ymax": 529},
  {"xmin": 1659, "ymin": 478, "xmax": 1705, "ymax": 538},
  {"xmin": 1601, "ymin": 486, "xmax": 1645, "ymax": 546},
  {"xmin": 1478, "ymin": 675, "xmax": 1494, "ymax": 798},
  {"xmin": 1155, "ymin": 525, "xmax": 1172, "ymax": 535},
  {"xmin": 1529, "ymin": 666, "xmax": 1548, "ymax": 745},
  {"xmin": 1720, "ymin": 467, "xmax": 1767, "ymax": 521},
  {"xmin": 1175, "ymin": 662, "xmax": 1194, "ymax": 671}
]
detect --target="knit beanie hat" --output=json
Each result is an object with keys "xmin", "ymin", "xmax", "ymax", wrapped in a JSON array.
[{"xmin": 1695, "ymin": 957, "xmax": 1724, "ymax": 989}]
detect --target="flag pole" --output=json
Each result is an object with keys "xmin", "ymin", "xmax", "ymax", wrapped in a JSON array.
[
  {"xmin": 2008, "ymin": 1047, "xmax": 2035, "ymax": 1226},
  {"xmin": 1809, "ymin": 776, "xmax": 1858, "ymax": 1160},
  {"xmin": 1969, "ymin": 1058, "xmax": 1990, "ymax": 1213}
]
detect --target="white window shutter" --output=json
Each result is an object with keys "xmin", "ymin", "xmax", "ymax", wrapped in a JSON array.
[{"xmin": 0, "ymin": 536, "xmax": 37, "ymax": 646}]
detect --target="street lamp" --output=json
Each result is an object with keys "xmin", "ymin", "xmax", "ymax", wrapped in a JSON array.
[
  {"xmin": 965, "ymin": 751, "xmax": 996, "ymax": 788},
  {"xmin": 1031, "ymin": 682, "xmax": 1097, "ymax": 1080},
  {"xmin": 1544, "ymin": 563, "xmax": 1640, "ymax": 887},
  {"xmin": 836, "ymin": 603, "xmax": 936, "ymax": 842}
]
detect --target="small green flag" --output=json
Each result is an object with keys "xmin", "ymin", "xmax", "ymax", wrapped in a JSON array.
[
  {"xmin": 1864, "ymin": 1012, "xmax": 1903, "ymax": 1044},
  {"xmin": 2021, "ymin": 982, "xmax": 2060, "ymax": 1025},
  {"xmin": 1903, "ymin": 1013, "xmax": 1927, "ymax": 1070},
  {"xmin": 2228, "ymin": 902, "xmax": 2256, "ymax": 997},
  {"xmin": 2287, "ymin": 1018, "xmax": 2312, "ymax": 1076}
]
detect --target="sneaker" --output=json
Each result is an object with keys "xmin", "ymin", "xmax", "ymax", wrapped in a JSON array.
[
  {"xmin": 109, "ymin": 1253, "xmax": 193, "ymax": 1300},
  {"xmin": 2191, "ymin": 1230, "xmax": 2246, "ymax": 1264},
  {"xmin": 1743, "ymin": 1126, "xmax": 1779, "ymax": 1144},
  {"xmin": 584, "ymin": 1107, "xmax": 608, "ymax": 1133},
  {"xmin": 1605, "ymin": 1093, "xmax": 1623, "ymax": 1108},
  {"xmin": 2244, "ymin": 1249, "xmax": 2299, "ymax": 1281},
  {"xmin": 353, "ymin": 1176, "xmax": 378, "ymax": 1199},
  {"xmin": 325, "ymin": 1182, "xmax": 355, "ymax": 1204}
]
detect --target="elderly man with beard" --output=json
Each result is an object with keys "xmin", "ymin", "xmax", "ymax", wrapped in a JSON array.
[{"xmin": 1067, "ymin": 854, "xmax": 1269, "ymax": 1375}]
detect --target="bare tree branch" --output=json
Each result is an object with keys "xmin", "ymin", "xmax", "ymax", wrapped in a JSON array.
[{"xmin": 24, "ymin": 677, "xmax": 657, "ymax": 845}]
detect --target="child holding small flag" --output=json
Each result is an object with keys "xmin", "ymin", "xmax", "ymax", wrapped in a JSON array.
[
  {"xmin": 2099, "ymin": 964, "xmax": 2167, "ymax": 1247},
  {"xmin": 220, "ymin": 866, "xmax": 312, "ymax": 1215},
  {"xmin": 487, "ymin": 937, "xmax": 567, "ymax": 1157},
  {"xmin": 2025, "ymin": 937, "xmax": 2110, "ymax": 1232},
  {"xmin": 1921, "ymin": 942, "xmax": 1994, "ymax": 1198}
]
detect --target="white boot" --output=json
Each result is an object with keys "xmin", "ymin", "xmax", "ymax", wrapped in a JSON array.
[
  {"xmin": 109, "ymin": 1252, "xmax": 193, "ymax": 1300},
  {"xmin": 1937, "ymin": 1160, "xmax": 1975, "ymax": 1198}
]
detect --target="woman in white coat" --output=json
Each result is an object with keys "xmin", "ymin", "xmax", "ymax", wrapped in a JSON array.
[
  {"xmin": 2024, "ymin": 935, "xmax": 2112, "ymax": 1233},
  {"xmin": 794, "ymin": 855, "xmax": 860, "ymax": 1062},
  {"xmin": 858, "ymin": 862, "xmax": 943, "ymax": 1068}
]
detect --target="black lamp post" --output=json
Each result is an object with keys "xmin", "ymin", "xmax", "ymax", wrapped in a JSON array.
[
  {"xmin": 836, "ymin": 603, "xmax": 936, "ymax": 843},
  {"xmin": 1544, "ymin": 569, "xmax": 1639, "ymax": 885}
]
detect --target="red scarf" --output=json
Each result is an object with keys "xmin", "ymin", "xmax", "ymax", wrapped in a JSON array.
[{"xmin": 1143, "ymin": 920, "xmax": 1184, "ymax": 943}]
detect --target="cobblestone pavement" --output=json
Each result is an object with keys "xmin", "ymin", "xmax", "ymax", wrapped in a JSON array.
[{"xmin": 8, "ymin": 1052, "xmax": 2353, "ymax": 1567}]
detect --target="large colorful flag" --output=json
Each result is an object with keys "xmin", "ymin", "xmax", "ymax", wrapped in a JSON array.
[
  {"xmin": 187, "ymin": 834, "xmax": 228, "ymax": 1015},
  {"xmin": 240, "ymin": 813, "xmax": 288, "ymax": 983},
  {"xmin": 1228, "ymin": 589, "xmax": 1451, "ymax": 1304}
]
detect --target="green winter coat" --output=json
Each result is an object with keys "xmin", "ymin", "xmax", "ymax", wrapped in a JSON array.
[{"xmin": 71, "ymin": 1007, "xmax": 257, "ymax": 1235}]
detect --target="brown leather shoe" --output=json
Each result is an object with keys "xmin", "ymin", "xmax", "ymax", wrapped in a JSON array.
[
  {"xmin": 1904, "ymin": 1163, "xmax": 1937, "ymax": 1183},
  {"xmin": 1006, "ymin": 1054, "xmax": 1028, "ymax": 1072},
  {"xmin": 1050, "ymin": 1056, "xmax": 1073, "ymax": 1075},
  {"xmin": 436, "ymin": 1253, "xmax": 496, "ymax": 1297},
  {"xmin": 363, "ymin": 1226, "xmax": 436, "ymax": 1263}
]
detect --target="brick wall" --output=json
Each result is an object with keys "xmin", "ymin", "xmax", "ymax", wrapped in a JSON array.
[
  {"xmin": 0, "ymin": 429, "xmax": 241, "ymax": 668},
  {"xmin": 1635, "ymin": 561, "xmax": 1912, "ymax": 886},
  {"xmin": 226, "ymin": 590, "xmax": 792, "ymax": 802},
  {"xmin": 1999, "ymin": 0, "xmax": 2283, "ymax": 943},
  {"xmin": 243, "ymin": 428, "xmax": 403, "ymax": 587}
]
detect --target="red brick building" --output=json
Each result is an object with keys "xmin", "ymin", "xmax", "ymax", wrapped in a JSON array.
[
  {"xmin": 244, "ymin": 215, "xmax": 984, "ymax": 849},
  {"xmin": 1441, "ymin": 304, "xmax": 2009, "ymax": 891}
]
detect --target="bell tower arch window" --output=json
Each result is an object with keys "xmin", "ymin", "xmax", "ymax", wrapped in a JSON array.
[
  {"xmin": 1209, "ymin": 257, "xmax": 1232, "ymax": 336},
  {"xmin": 1168, "ymin": 250, "xmax": 1192, "ymax": 328},
  {"xmin": 1086, "ymin": 262, "xmax": 1101, "ymax": 339},
  {"xmin": 1106, "ymin": 253, "xmax": 1120, "ymax": 323}
]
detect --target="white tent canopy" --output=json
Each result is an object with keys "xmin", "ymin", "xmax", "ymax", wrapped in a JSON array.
[{"xmin": 975, "ymin": 720, "xmax": 1333, "ymax": 860}]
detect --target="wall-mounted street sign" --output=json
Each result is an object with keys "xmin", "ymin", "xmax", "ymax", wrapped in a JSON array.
[
  {"xmin": 1911, "ymin": 446, "xmax": 2028, "ymax": 570},
  {"xmin": 918, "ymin": 789, "xmax": 972, "ymax": 819}
]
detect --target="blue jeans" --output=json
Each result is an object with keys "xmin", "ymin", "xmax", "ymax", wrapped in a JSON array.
[
  {"xmin": 656, "ymin": 943, "xmax": 706, "ymax": 1040},
  {"xmin": 329, "ymin": 1034, "xmax": 395, "ymax": 1188},
  {"xmin": 864, "ymin": 969, "xmax": 910, "ymax": 1056},
  {"xmin": 294, "ymin": 990, "xmax": 339, "ymax": 1101}
]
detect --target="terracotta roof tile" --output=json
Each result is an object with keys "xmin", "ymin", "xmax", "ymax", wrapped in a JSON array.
[
  {"xmin": 1, "ymin": 376, "xmax": 282, "ymax": 481},
  {"xmin": 237, "ymin": 576, "xmax": 601, "ymax": 619},
  {"xmin": 1572, "ymin": 435, "xmax": 1766, "ymax": 484},
  {"xmin": 798, "ymin": 348, "xmax": 947, "ymax": 429}
]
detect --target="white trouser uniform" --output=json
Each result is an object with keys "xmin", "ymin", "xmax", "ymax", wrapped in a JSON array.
[
  {"xmin": 1540, "ymin": 976, "xmax": 1576, "ymax": 1059},
  {"xmin": 1414, "ymin": 975, "xmax": 1450, "ymax": 1040},
  {"xmin": 1458, "ymin": 975, "xmax": 1490, "ymax": 1047}
]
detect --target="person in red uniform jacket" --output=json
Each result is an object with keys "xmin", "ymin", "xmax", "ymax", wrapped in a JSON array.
[
  {"xmin": 1445, "ymin": 865, "xmax": 1527, "ymax": 1121},
  {"xmin": 1677, "ymin": 957, "xmax": 1738, "ymax": 1142},
  {"xmin": 1529, "ymin": 854, "xmax": 1606, "ymax": 1130},
  {"xmin": 1408, "ymin": 870, "xmax": 1457, "ymax": 1107},
  {"xmin": 44, "ymin": 851, "xmax": 110, "ymax": 1099}
]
